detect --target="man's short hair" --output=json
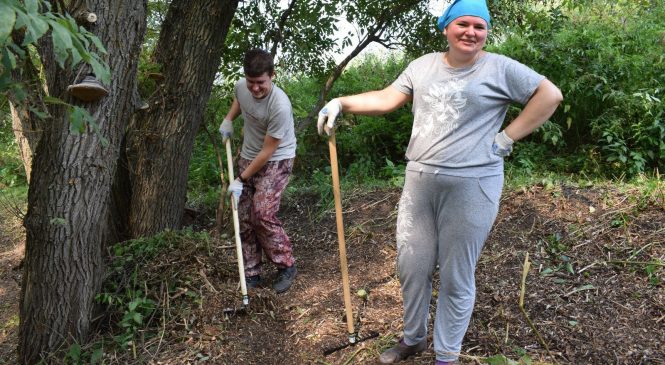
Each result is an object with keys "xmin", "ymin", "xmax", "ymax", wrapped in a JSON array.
[{"xmin": 243, "ymin": 49, "xmax": 274, "ymax": 77}]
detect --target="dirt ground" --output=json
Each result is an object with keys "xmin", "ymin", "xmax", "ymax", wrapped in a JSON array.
[{"xmin": 1, "ymin": 183, "xmax": 664, "ymax": 364}]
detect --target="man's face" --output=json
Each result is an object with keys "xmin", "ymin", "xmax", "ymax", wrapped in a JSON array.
[{"xmin": 245, "ymin": 72, "xmax": 273, "ymax": 99}]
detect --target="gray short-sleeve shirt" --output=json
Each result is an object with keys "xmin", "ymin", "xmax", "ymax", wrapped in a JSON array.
[
  {"xmin": 235, "ymin": 78, "xmax": 297, "ymax": 161},
  {"xmin": 392, "ymin": 52, "xmax": 545, "ymax": 177}
]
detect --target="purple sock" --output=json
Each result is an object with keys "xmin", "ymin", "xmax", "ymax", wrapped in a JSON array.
[{"xmin": 435, "ymin": 360, "xmax": 451, "ymax": 365}]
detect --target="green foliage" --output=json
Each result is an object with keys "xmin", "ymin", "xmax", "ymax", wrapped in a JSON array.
[
  {"xmin": 0, "ymin": 110, "xmax": 27, "ymax": 190},
  {"xmin": 98, "ymin": 229, "xmax": 207, "ymax": 349},
  {"xmin": 645, "ymin": 264, "xmax": 661, "ymax": 286},
  {"xmin": 1, "ymin": 0, "xmax": 111, "ymax": 137},
  {"xmin": 1, "ymin": 0, "xmax": 110, "ymax": 89},
  {"xmin": 62, "ymin": 342, "xmax": 104, "ymax": 365},
  {"xmin": 221, "ymin": 0, "xmax": 342, "ymax": 79},
  {"xmin": 286, "ymin": 53, "xmax": 411, "ymax": 180},
  {"xmin": 494, "ymin": 0, "xmax": 665, "ymax": 176}
]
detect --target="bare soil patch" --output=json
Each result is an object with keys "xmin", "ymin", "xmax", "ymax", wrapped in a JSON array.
[
  {"xmin": 0, "ymin": 209, "xmax": 23, "ymax": 364},
  {"xmin": 0, "ymin": 183, "xmax": 663, "ymax": 364}
]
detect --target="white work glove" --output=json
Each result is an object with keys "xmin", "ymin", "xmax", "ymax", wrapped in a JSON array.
[
  {"xmin": 317, "ymin": 98, "xmax": 342, "ymax": 136},
  {"xmin": 219, "ymin": 118, "xmax": 233, "ymax": 143},
  {"xmin": 492, "ymin": 130, "xmax": 514, "ymax": 157},
  {"xmin": 228, "ymin": 178, "xmax": 243, "ymax": 203}
]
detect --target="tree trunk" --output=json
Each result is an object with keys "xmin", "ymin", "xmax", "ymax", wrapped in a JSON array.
[
  {"xmin": 8, "ymin": 53, "xmax": 47, "ymax": 183},
  {"xmin": 125, "ymin": 0, "xmax": 239, "ymax": 237},
  {"xmin": 18, "ymin": 1, "xmax": 147, "ymax": 363}
]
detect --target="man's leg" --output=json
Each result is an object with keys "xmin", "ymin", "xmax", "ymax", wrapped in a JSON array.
[
  {"xmin": 250, "ymin": 159, "xmax": 295, "ymax": 277},
  {"xmin": 238, "ymin": 158, "xmax": 262, "ymax": 278}
]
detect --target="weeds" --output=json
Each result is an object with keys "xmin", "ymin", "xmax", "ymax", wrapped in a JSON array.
[{"xmin": 92, "ymin": 228, "xmax": 212, "ymax": 359}]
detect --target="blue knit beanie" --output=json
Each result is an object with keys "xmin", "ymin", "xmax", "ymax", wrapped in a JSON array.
[{"xmin": 437, "ymin": 0, "xmax": 491, "ymax": 31}]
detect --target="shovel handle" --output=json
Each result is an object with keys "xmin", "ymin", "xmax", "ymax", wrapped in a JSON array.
[
  {"xmin": 226, "ymin": 139, "xmax": 248, "ymax": 303},
  {"xmin": 328, "ymin": 133, "xmax": 355, "ymax": 337}
]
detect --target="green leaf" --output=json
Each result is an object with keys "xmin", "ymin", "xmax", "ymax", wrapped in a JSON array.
[
  {"xmin": 128, "ymin": 300, "xmax": 138, "ymax": 311},
  {"xmin": 50, "ymin": 21, "xmax": 73, "ymax": 68},
  {"xmin": 14, "ymin": 9, "xmax": 30, "ymax": 35},
  {"xmin": 1, "ymin": 47, "xmax": 17, "ymax": 71},
  {"xmin": 132, "ymin": 312, "xmax": 142, "ymax": 324},
  {"xmin": 24, "ymin": 0, "xmax": 39, "ymax": 14},
  {"xmin": 28, "ymin": 106, "xmax": 50, "ymax": 119},
  {"xmin": 0, "ymin": 3, "xmax": 16, "ymax": 46},
  {"xmin": 69, "ymin": 106, "xmax": 88, "ymax": 134},
  {"xmin": 25, "ymin": 13, "xmax": 50, "ymax": 47},
  {"xmin": 66, "ymin": 343, "xmax": 81, "ymax": 362},
  {"xmin": 88, "ymin": 33, "xmax": 107, "ymax": 54},
  {"xmin": 89, "ymin": 54, "xmax": 110, "ymax": 85},
  {"xmin": 43, "ymin": 95, "xmax": 71, "ymax": 106},
  {"xmin": 90, "ymin": 348, "xmax": 104, "ymax": 364},
  {"xmin": 70, "ymin": 35, "xmax": 91, "ymax": 64}
]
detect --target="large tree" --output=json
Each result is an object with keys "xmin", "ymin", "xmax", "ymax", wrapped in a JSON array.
[
  {"xmin": 122, "ymin": 0, "xmax": 240, "ymax": 238},
  {"xmin": 8, "ymin": 0, "xmax": 148, "ymax": 362}
]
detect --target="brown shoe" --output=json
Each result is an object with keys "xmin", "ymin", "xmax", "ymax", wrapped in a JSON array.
[{"xmin": 378, "ymin": 338, "xmax": 427, "ymax": 364}]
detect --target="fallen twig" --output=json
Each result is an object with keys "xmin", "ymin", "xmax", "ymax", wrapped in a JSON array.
[
  {"xmin": 608, "ymin": 260, "xmax": 665, "ymax": 267},
  {"xmin": 199, "ymin": 269, "xmax": 218, "ymax": 293},
  {"xmin": 519, "ymin": 252, "xmax": 554, "ymax": 361}
]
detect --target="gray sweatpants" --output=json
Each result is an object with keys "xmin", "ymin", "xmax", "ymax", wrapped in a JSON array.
[{"xmin": 396, "ymin": 170, "xmax": 503, "ymax": 362}]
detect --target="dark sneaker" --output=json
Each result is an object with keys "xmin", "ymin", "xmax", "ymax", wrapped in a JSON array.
[
  {"xmin": 273, "ymin": 265, "xmax": 297, "ymax": 293},
  {"xmin": 378, "ymin": 338, "xmax": 427, "ymax": 364},
  {"xmin": 246, "ymin": 275, "xmax": 261, "ymax": 289}
]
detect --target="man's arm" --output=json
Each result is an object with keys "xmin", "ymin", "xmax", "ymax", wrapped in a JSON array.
[
  {"xmin": 220, "ymin": 98, "xmax": 242, "ymax": 142},
  {"xmin": 224, "ymin": 98, "xmax": 241, "ymax": 121},
  {"xmin": 237, "ymin": 134, "xmax": 281, "ymax": 181}
]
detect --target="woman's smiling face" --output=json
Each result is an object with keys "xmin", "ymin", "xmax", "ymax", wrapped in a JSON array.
[{"xmin": 444, "ymin": 15, "xmax": 488, "ymax": 56}]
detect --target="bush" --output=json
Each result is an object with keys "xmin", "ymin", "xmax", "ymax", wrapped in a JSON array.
[{"xmin": 494, "ymin": 1, "xmax": 665, "ymax": 176}]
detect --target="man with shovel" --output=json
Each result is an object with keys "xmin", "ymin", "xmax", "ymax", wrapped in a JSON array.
[{"xmin": 219, "ymin": 48, "xmax": 298, "ymax": 294}]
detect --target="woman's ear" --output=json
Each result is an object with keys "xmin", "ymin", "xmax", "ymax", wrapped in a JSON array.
[{"xmin": 443, "ymin": 28, "xmax": 447, "ymax": 36}]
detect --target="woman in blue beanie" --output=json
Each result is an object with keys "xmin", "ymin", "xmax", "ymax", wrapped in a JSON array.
[{"xmin": 317, "ymin": 0, "xmax": 562, "ymax": 363}]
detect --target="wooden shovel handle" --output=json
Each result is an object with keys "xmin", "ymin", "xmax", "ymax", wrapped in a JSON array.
[
  {"xmin": 226, "ymin": 139, "xmax": 248, "ymax": 304},
  {"xmin": 328, "ymin": 133, "xmax": 355, "ymax": 337}
]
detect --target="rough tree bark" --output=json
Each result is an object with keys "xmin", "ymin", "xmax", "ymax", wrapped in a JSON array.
[
  {"xmin": 8, "ymin": 49, "xmax": 47, "ymax": 183},
  {"xmin": 18, "ymin": 1, "xmax": 147, "ymax": 363},
  {"xmin": 125, "ymin": 0, "xmax": 239, "ymax": 237}
]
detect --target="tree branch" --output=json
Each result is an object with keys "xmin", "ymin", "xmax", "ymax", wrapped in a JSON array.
[
  {"xmin": 270, "ymin": 0, "xmax": 298, "ymax": 57},
  {"xmin": 297, "ymin": 0, "xmax": 423, "ymax": 131}
]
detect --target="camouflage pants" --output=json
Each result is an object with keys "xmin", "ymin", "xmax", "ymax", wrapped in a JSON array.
[{"xmin": 237, "ymin": 157, "xmax": 295, "ymax": 277}]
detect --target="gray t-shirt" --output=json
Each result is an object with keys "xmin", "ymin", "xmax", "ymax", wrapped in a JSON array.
[
  {"xmin": 235, "ymin": 78, "xmax": 297, "ymax": 161},
  {"xmin": 392, "ymin": 52, "xmax": 545, "ymax": 177}
]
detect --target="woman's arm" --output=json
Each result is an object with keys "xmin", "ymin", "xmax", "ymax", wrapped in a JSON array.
[
  {"xmin": 339, "ymin": 86, "xmax": 412, "ymax": 115},
  {"xmin": 504, "ymin": 79, "xmax": 563, "ymax": 141},
  {"xmin": 318, "ymin": 86, "xmax": 412, "ymax": 135}
]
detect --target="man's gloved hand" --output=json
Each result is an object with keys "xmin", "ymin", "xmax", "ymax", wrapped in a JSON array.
[
  {"xmin": 492, "ymin": 130, "xmax": 514, "ymax": 157},
  {"xmin": 317, "ymin": 98, "xmax": 342, "ymax": 136},
  {"xmin": 219, "ymin": 119, "xmax": 233, "ymax": 143},
  {"xmin": 228, "ymin": 178, "xmax": 243, "ymax": 203}
]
